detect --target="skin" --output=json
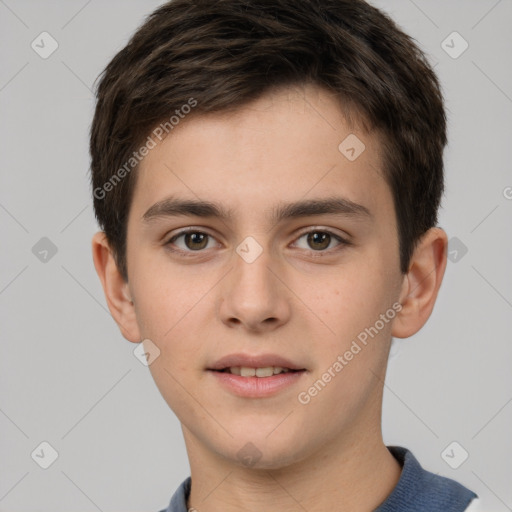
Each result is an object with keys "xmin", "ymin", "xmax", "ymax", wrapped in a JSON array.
[{"xmin": 92, "ymin": 84, "xmax": 447, "ymax": 511}]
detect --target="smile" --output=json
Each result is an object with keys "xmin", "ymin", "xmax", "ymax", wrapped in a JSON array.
[
  {"xmin": 208, "ymin": 368, "xmax": 307, "ymax": 398},
  {"xmin": 216, "ymin": 366, "xmax": 298, "ymax": 377}
]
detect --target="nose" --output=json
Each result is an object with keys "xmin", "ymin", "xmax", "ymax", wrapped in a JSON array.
[{"xmin": 218, "ymin": 244, "xmax": 291, "ymax": 333}]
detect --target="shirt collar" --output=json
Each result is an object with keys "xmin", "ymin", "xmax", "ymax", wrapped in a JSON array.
[{"xmin": 160, "ymin": 446, "xmax": 477, "ymax": 512}]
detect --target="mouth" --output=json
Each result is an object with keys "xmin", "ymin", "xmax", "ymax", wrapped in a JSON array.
[
  {"xmin": 207, "ymin": 354, "xmax": 307, "ymax": 398},
  {"xmin": 208, "ymin": 353, "xmax": 307, "ymax": 374},
  {"xmin": 212, "ymin": 366, "xmax": 303, "ymax": 377}
]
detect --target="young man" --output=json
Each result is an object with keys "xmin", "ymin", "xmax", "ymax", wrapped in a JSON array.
[{"xmin": 90, "ymin": 0, "xmax": 479, "ymax": 510}]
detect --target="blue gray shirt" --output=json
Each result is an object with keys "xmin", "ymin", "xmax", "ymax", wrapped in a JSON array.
[{"xmin": 159, "ymin": 446, "xmax": 477, "ymax": 511}]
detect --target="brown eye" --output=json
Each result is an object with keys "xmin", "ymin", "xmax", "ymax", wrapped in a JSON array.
[
  {"xmin": 307, "ymin": 231, "xmax": 332, "ymax": 251},
  {"xmin": 292, "ymin": 229, "xmax": 348, "ymax": 254},
  {"xmin": 166, "ymin": 230, "xmax": 215, "ymax": 253},
  {"xmin": 184, "ymin": 232, "xmax": 208, "ymax": 250}
]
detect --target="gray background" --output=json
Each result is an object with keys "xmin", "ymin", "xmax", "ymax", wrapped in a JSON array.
[{"xmin": 1, "ymin": 0, "xmax": 511, "ymax": 510}]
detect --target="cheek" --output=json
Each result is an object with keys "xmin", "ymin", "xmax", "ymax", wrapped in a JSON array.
[
  {"xmin": 129, "ymin": 254, "xmax": 200, "ymax": 338},
  {"xmin": 304, "ymin": 261, "xmax": 399, "ymax": 366},
  {"xmin": 315, "ymin": 272, "xmax": 391, "ymax": 330}
]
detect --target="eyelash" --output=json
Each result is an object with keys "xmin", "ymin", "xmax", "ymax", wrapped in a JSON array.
[{"xmin": 164, "ymin": 227, "xmax": 351, "ymax": 258}]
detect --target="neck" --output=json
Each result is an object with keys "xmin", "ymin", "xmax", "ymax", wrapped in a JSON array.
[{"xmin": 183, "ymin": 424, "xmax": 401, "ymax": 512}]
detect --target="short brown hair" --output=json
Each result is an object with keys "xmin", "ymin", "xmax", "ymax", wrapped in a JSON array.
[{"xmin": 90, "ymin": 0, "xmax": 446, "ymax": 282}]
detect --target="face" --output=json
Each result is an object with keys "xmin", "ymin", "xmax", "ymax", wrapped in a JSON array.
[{"xmin": 122, "ymin": 84, "xmax": 405, "ymax": 469}]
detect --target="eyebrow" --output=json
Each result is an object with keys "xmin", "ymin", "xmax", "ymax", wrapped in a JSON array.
[{"xmin": 141, "ymin": 196, "xmax": 372, "ymax": 224}]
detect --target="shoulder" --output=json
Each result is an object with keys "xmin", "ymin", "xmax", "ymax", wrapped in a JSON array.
[
  {"xmin": 158, "ymin": 476, "xmax": 191, "ymax": 512},
  {"xmin": 376, "ymin": 446, "xmax": 478, "ymax": 512}
]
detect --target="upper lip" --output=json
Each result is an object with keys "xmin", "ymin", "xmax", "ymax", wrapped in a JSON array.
[{"xmin": 208, "ymin": 353, "xmax": 306, "ymax": 371}]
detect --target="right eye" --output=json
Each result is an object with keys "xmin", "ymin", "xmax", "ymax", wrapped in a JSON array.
[{"xmin": 165, "ymin": 229, "xmax": 220, "ymax": 254}]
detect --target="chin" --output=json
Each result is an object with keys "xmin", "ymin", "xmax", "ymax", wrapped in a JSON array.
[
  {"xmin": 216, "ymin": 431, "xmax": 312, "ymax": 472},
  {"xmin": 230, "ymin": 444, "xmax": 301, "ymax": 471}
]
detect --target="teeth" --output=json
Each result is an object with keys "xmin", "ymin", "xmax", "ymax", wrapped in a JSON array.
[
  {"xmin": 256, "ymin": 367, "xmax": 274, "ymax": 377},
  {"xmin": 240, "ymin": 367, "xmax": 256, "ymax": 377},
  {"xmin": 226, "ymin": 366, "xmax": 292, "ymax": 377}
]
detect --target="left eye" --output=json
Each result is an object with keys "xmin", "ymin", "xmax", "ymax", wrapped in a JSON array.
[
  {"xmin": 167, "ymin": 231, "xmax": 217, "ymax": 251},
  {"xmin": 293, "ymin": 230, "xmax": 346, "ymax": 252}
]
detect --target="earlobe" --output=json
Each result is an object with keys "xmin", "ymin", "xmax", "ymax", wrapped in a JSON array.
[
  {"xmin": 91, "ymin": 231, "xmax": 141, "ymax": 343},
  {"xmin": 392, "ymin": 227, "xmax": 448, "ymax": 339}
]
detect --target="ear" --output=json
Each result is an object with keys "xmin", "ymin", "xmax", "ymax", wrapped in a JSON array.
[
  {"xmin": 91, "ymin": 231, "xmax": 141, "ymax": 343},
  {"xmin": 392, "ymin": 227, "xmax": 448, "ymax": 339}
]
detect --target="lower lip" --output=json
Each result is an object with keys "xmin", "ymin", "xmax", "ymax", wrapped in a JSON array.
[{"xmin": 208, "ymin": 370, "xmax": 306, "ymax": 398}]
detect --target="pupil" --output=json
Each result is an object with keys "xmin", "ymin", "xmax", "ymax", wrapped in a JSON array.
[
  {"xmin": 308, "ymin": 232, "xmax": 330, "ymax": 250},
  {"xmin": 185, "ymin": 232, "xmax": 207, "ymax": 250}
]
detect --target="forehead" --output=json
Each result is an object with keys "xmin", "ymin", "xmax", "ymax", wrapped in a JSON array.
[{"xmin": 130, "ymin": 84, "xmax": 392, "ymax": 227}]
